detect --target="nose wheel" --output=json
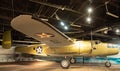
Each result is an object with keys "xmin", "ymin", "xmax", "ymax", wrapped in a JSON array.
[
  {"xmin": 105, "ymin": 61, "xmax": 111, "ymax": 67},
  {"xmin": 70, "ymin": 58, "xmax": 76, "ymax": 64},
  {"xmin": 60, "ymin": 59, "xmax": 70, "ymax": 69},
  {"xmin": 105, "ymin": 57, "xmax": 111, "ymax": 67}
]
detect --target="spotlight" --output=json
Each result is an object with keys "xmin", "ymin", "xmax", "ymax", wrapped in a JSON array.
[
  {"xmin": 64, "ymin": 26, "xmax": 68, "ymax": 30},
  {"xmin": 87, "ymin": 7, "xmax": 93, "ymax": 13},
  {"xmin": 86, "ymin": 17, "xmax": 91, "ymax": 23},
  {"xmin": 116, "ymin": 29, "xmax": 120, "ymax": 33},
  {"xmin": 60, "ymin": 22, "xmax": 65, "ymax": 26}
]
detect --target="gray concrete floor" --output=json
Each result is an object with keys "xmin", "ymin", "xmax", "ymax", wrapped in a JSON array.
[{"xmin": 0, "ymin": 61, "xmax": 120, "ymax": 71}]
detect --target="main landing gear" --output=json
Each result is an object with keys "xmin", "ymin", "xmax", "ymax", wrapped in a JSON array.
[
  {"xmin": 105, "ymin": 57, "xmax": 111, "ymax": 67},
  {"xmin": 60, "ymin": 57, "xmax": 76, "ymax": 69},
  {"xmin": 60, "ymin": 59, "xmax": 70, "ymax": 69}
]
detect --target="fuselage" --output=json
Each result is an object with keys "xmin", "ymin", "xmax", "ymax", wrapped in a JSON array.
[{"xmin": 15, "ymin": 40, "xmax": 119, "ymax": 57}]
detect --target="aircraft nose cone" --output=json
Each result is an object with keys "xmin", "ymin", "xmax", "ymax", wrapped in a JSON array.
[
  {"xmin": 113, "ymin": 48, "xmax": 119, "ymax": 54},
  {"xmin": 107, "ymin": 48, "xmax": 119, "ymax": 55}
]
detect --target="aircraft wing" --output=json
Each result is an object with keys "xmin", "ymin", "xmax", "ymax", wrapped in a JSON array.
[{"xmin": 11, "ymin": 15, "xmax": 73, "ymax": 47}]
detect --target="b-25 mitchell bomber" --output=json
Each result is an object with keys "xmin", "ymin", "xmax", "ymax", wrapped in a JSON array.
[{"xmin": 2, "ymin": 15, "xmax": 119, "ymax": 69}]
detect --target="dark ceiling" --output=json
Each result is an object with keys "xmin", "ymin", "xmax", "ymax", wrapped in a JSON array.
[{"xmin": 0, "ymin": 0, "xmax": 120, "ymax": 44}]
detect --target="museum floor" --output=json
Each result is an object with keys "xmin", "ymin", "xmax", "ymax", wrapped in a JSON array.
[{"xmin": 0, "ymin": 61, "xmax": 120, "ymax": 71}]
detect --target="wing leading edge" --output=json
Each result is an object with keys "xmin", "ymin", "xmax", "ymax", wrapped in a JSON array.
[{"xmin": 11, "ymin": 15, "xmax": 73, "ymax": 47}]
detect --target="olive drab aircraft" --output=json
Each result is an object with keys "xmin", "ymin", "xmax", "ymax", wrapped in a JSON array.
[{"xmin": 2, "ymin": 15, "xmax": 119, "ymax": 69}]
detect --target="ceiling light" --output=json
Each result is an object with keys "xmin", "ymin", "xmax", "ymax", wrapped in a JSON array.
[
  {"xmin": 61, "ymin": 7, "xmax": 65, "ymax": 10},
  {"xmin": 64, "ymin": 26, "xmax": 68, "ymax": 30},
  {"xmin": 116, "ymin": 29, "xmax": 120, "ymax": 33},
  {"xmin": 86, "ymin": 17, "xmax": 91, "ymax": 23},
  {"xmin": 104, "ymin": 30, "xmax": 108, "ymax": 34},
  {"xmin": 87, "ymin": 7, "xmax": 93, "ymax": 13},
  {"xmin": 60, "ymin": 22, "xmax": 65, "ymax": 26}
]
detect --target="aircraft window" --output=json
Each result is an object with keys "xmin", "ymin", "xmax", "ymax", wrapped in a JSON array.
[
  {"xmin": 93, "ymin": 47, "xmax": 96, "ymax": 50},
  {"xmin": 33, "ymin": 48, "xmax": 35, "ymax": 50},
  {"xmin": 95, "ymin": 41, "xmax": 101, "ymax": 44}
]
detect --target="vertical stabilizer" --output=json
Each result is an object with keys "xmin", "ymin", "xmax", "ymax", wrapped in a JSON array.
[{"xmin": 2, "ymin": 31, "xmax": 12, "ymax": 49}]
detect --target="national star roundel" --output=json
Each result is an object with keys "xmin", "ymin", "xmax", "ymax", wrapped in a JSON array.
[{"xmin": 36, "ymin": 46, "xmax": 42, "ymax": 54}]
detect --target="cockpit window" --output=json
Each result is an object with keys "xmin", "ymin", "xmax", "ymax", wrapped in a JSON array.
[{"xmin": 108, "ymin": 44, "xmax": 119, "ymax": 48}]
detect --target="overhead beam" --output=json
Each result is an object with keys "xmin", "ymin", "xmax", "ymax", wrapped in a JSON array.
[
  {"xmin": 0, "ymin": 15, "xmax": 12, "ymax": 21},
  {"xmin": 64, "ymin": 31, "xmax": 84, "ymax": 34},
  {"xmin": 30, "ymin": 0, "xmax": 82, "ymax": 15},
  {"xmin": 0, "ymin": 7, "xmax": 32, "ymax": 15}
]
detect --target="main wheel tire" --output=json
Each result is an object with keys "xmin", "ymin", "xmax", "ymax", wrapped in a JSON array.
[
  {"xmin": 105, "ymin": 61, "xmax": 111, "ymax": 67},
  {"xmin": 70, "ymin": 58, "xmax": 76, "ymax": 64},
  {"xmin": 60, "ymin": 59, "xmax": 70, "ymax": 69}
]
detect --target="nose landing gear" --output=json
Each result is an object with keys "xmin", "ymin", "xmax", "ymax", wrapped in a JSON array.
[
  {"xmin": 105, "ymin": 61, "xmax": 111, "ymax": 67},
  {"xmin": 70, "ymin": 58, "xmax": 76, "ymax": 64},
  {"xmin": 105, "ymin": 57, "xmax": 111, "ymax": 67}
]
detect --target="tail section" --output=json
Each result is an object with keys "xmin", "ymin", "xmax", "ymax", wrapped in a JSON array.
[{"xmin": 2, "ymin": 31, "xmax": 12, "ymax": 49}]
